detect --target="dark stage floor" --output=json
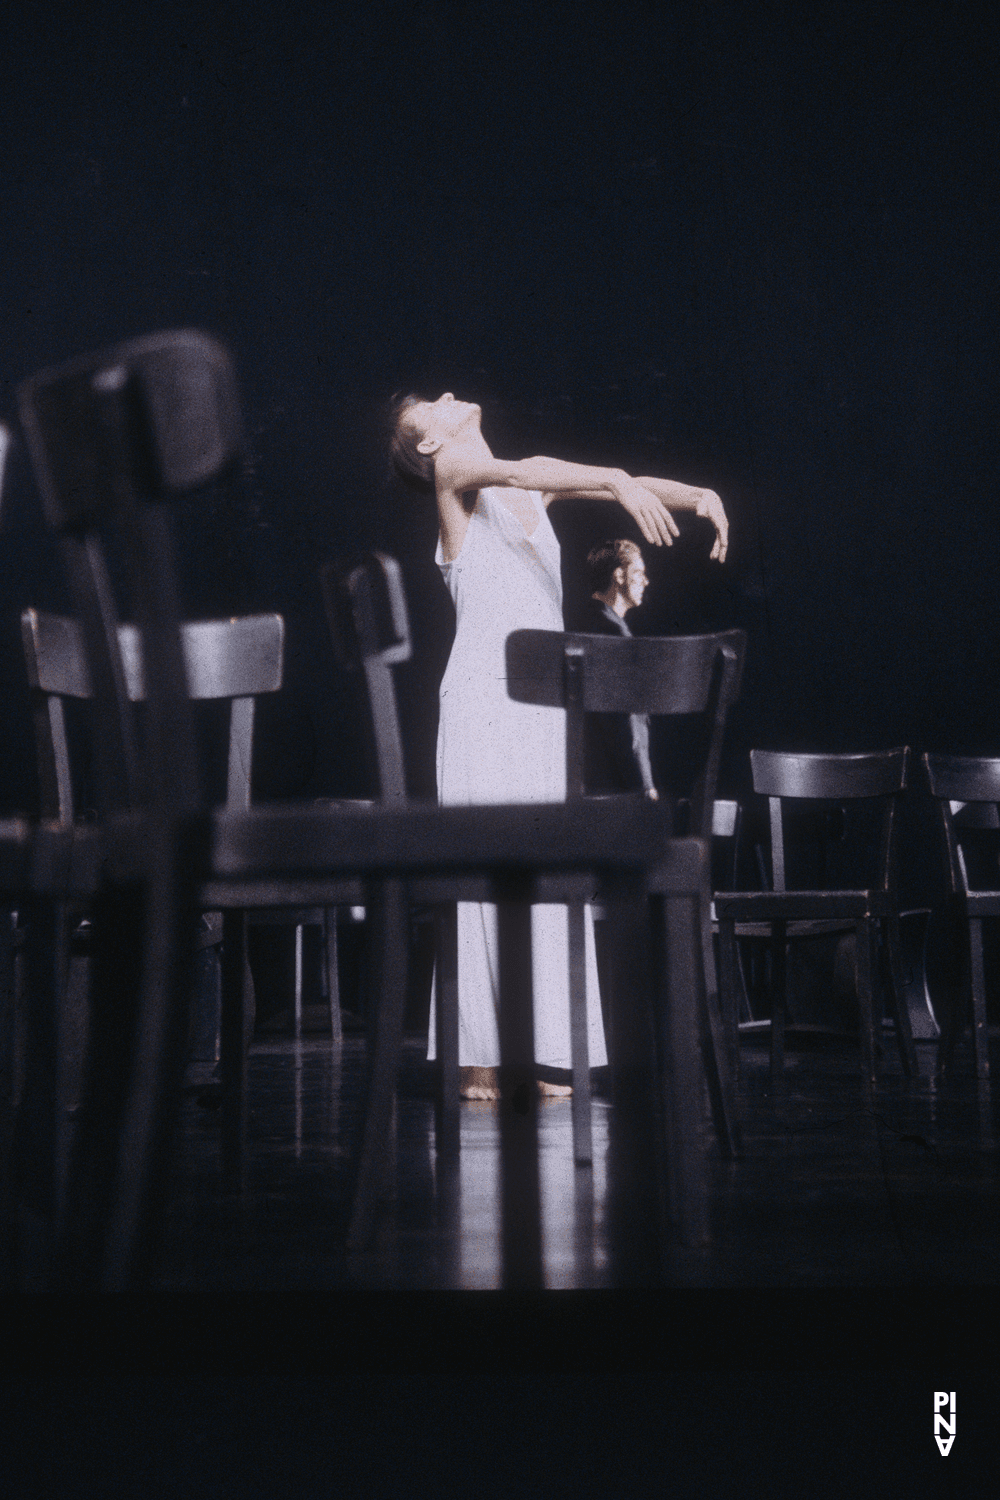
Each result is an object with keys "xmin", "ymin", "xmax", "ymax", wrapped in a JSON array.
[{"xmin": 151, "ymin": 1016, "xmax": 1000, "ymax": 1292}]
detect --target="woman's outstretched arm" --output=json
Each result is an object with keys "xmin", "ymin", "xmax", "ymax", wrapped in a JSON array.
[
  {"xmin": 433, "ymin": 448, "xmax": 727, "ymax": 558},
  {"xmin": 538, "ymin": 472, "xmax": 728, "ymax": 561},
  {"xmin": 435, "ymin": 451, "xmax": 685, "ymax": 549},
  {"xmin": 436, "ymin": 449, "xmax": 632, "ymax": 501}
]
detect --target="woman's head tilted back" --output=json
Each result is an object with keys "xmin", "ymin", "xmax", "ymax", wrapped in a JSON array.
[{"xmin": 389, "ymin": 393, "xmax": 435, "ymax": 491}]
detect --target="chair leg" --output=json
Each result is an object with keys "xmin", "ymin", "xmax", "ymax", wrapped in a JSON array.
[
  {"xmin": 936, "ymin": 905, "xmax": 967, "ymax": 1078},
  {"xmin": 716, "ymin": 918, "xmax": 741, "ymax": 1083},
  {"xmin": 433, "ymin": 903, "xmax": 460, "ymax": 1162},
  {"xmin": 605, "ymin": 887, "xmax": 668, "ymax": 1284},
  {"xmin": 568, "ymin": 901, "xmax": 593, "ymax": 1167},
  {"xmin": 293, "ymin": 924, "xmax": 304, "ymax": 1040},
  {"xmin": 856, "ymin": 917, "xmax": 878, "ymax": 1086},
  {"xmin": 7, "ymin": 898, "xmax": 63, "ymax": 1284},
  {"xmin": 769, "ymin": 921, "xmax": 787, "ymax": 1083},
  {"xmin": 50, "ymin": 887, "xmax": 149, "ymax": 1291},
  {"xmin": 496, "ymin": 887, "xmax": 543, "ymax": 1289},
  {"xmin": 103, "ymin": 827, "xmax": 205, "ymax": 1291},
  {"xmin": 346, "ymin": 879, "xmax": 409, "ymax": 1252},
  {"xmin": 220, "ymin": 909, "xmax": 250, "ymax": 1183},
  {"xmin": 56, "ymin": 921, "xmax": 90, "ymax": 1227},
  {"xmin": 428, "ymin": 902, "xmax": 461, "ymax": 1274},
  {"xmin": 699, "ymin": 903, "xmax": 740, "ymax": 1159},
  {"xmin": 653, "ymin": 889, "xmax": 710, "ymax": 1250},
  {"xmin": 883, "ymin": 909, "xmax": 918, "ymax": 1077},
  {"xmin": 324, "ymin": 910, "xmax": 342, "ymax": 1046},
  {"xmin": 968, "ymin": 917, "xmax": 991, "ymax": 1082},
  {"xmin": 936, "ymin": 985, "xmax": 963, "ymax": 1076},
  {"xmin": 735, "ymin": 938, "xmax": 754, "ymax": 1025}
]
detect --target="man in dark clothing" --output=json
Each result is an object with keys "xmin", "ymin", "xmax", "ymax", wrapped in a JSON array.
[{"xmin": 582, "ymin": 539, "xmax": 659, "ymax": 799}]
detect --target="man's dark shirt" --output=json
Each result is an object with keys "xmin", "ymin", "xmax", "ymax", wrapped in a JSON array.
[{"xmin": 580, "ymin": 597, "xmax": 655, "ymax": 795}]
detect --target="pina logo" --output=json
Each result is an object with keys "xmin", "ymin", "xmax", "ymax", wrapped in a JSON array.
[{"xmin": 934, "ymin": 1392, "xmax": 956, "ymax": 1456}]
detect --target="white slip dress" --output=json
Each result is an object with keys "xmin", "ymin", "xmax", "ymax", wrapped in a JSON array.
[{"xmin": 427, "ymin": 486, "xmax": 607, "ymax": 1069}]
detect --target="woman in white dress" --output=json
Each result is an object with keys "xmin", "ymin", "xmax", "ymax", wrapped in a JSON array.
[{"xmin": 391, "ymin": 393, "xmax": 728, "ymax": 1098}]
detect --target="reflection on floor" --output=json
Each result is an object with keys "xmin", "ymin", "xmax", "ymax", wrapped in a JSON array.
[{"xmin": 153, "ymin": 1027, "xmax": 999, "ymax": 1289}]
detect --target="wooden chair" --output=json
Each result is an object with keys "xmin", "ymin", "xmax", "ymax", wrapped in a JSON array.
[
  {"xmin": 211, "ymin": 559, "xmax": 704, "ymax": 1277},
  {"xmin": 124, "ymin": 614, "xmax": 342, "ymax": 1052},
  {"xmin": 504, "ymin": 628, "xmax": 747, "ymax": 1171},
  {"xmin": 922, "ymin": 752, "xmax": 1000, "ymax": 1082},
  {"xmin": 207, "ymin": 791, "xmax": 682, "ymax": 1281},
  {"xmin": 19, "ymin": 605, "xmax": 315, "ymax": 1064},
  {"xmin": 14, "ymin": 328, "xmax": 241, "ymax": 1289},
  {"xmin": 714, "ymin": 748, "xmax": 918, "ymax": 1086}
]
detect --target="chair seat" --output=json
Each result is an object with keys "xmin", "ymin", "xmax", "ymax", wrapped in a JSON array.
[
  {"xmin": 244, "ymin": 906, "xmax": 331, "ymax": 924},
  {"xmin": 201, "ymin": 798, "xmax": 709, "ymax": 1271},
  {"xmin": 200, "ymin": 879, "xmax": 367, "ymax": 908},
  {"xmin": 963, "ymin": 891, "xmax": 1000, "ymax": 917},
  {"xmin": 209, "ymin": 799, "xmax": 672, "ymax": 885},
  {"xmin": 713, "ymin": 890, "xmax": 883, "ymax": 922},
  {"xmin": 721, "ymin": 917, "xmax": 858, "ymax": 939}
]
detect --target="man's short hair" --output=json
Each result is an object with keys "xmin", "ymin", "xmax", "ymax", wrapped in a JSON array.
[{"xmin": 587, "ymin": 538, "xmax": 641, "ymax": 595}]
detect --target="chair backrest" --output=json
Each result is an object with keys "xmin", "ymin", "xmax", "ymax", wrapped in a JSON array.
[
  {"xmin": 505, "ymin": 627, "xmax": 746, "ymax": 835},
  {"xmin": 18, "ymin": 329, "xmax": 244, "ymax": 819},
  {"xmin": 749, "ymin": 747, "xmax": 909, "ymax": 894},
  {"xmin": 923, "ymin": 752, "xmax": 1000, "ymax": 895},
  {"xmin": 22, "ymin": 608, "xmax": 284, "ymax": 820},
  {"xmin": 320, "ymin": 552, "xmax": 411, "ymax": 804}
]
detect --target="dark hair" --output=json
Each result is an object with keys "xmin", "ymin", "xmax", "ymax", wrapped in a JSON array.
[
  {"xmin": 389, "ymin": 392, "xmax": 435, "ymax": 491},
  {"xmin": 587, "ymin": 538, "xmax": 641, "ymax": 594}
]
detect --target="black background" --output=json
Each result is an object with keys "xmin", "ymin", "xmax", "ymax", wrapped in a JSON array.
[{"xmin": 1, "ymin": 1, "xmax": 997, "ymax": 885}]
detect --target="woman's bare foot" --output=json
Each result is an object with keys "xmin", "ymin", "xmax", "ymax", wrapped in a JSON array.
[
  {"xmin": 459, "ymin": 1068, "xmax": 572, "ymax": 1100},
  {"xmin": 460, "ymin": 1066, "xmax": 500, "ymax": 1100}
]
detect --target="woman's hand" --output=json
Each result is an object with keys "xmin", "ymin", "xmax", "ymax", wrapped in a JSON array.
[
  {"xmin": 695, "ymin": 490, "xmax": 729, "ymax": 563},
  {"xmin": 615, "ymin": 478, "xmax": 682, "ymax": 547}
]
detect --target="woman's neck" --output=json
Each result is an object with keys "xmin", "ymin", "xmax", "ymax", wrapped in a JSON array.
[{"xmin": 438, "ymin": 429, "xmax": 494, "ymax": 471}]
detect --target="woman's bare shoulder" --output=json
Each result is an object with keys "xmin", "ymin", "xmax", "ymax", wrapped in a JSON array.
[{"xmin": 437, "ymin": 488, "xmax": 476, "ymax": 562}]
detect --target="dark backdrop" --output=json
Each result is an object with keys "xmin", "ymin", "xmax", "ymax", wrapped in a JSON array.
[{"xmin": 1, "ymin": 0, "xmax": 997, "ymax": 902}]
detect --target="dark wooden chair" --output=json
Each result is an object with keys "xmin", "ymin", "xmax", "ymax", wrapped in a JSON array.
[
  {"xmin": 122, "ymin": 612, "xmax": 342, "ymax": 1053},
  {"xmin": 19, "ymin": 605, "xmax": 330, "ymax": 1071},
  {"xmin": 207, "ymin": 793, "xmax": 681, "ymax": 1281},
  {"xmin": 714, "ymin": 748, "xmax": 918, "ymax": 1086},
  {"xmin": 215, "ymin": 558, "xmax": 706, "ymax": 1278},
  {"xmin": 12, "ymin": 328, "xmax": 242, "ymax": 1290},
  {"xmin": 922, "ymin": 752, "xmax": 1000, "ymax": 1082},
  {"xmin": 504, "ymin": 627, "xmax": 747, "ymax": 1172}
]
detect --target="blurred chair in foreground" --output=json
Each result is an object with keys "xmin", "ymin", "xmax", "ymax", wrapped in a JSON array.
[{"xmin": 13, "ymin": 329, "xmax": 242, "ymax": 1289}]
